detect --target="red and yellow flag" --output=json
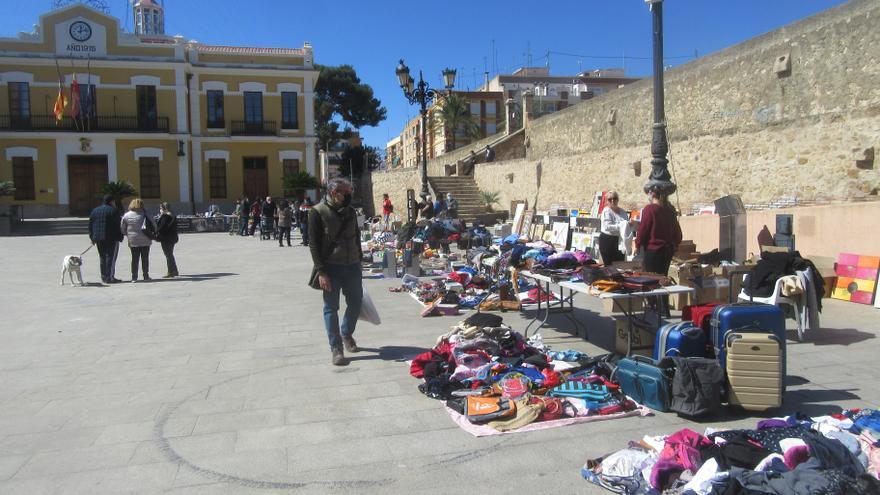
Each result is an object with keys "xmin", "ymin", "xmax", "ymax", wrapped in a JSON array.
[
  {"xmin": 53, "ymin": 80, "xmax": 67, "ymax": 121},
  {"xmin": 68, "ymin": 74, "xmax": 81, "ymax": 119}
]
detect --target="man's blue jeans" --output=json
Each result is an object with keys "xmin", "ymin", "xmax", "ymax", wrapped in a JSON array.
[{"xmin": 322, "ymin": 263, "xmax": 363, "ymax": 350}]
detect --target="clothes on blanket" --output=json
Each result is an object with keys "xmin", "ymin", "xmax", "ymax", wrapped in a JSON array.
[{"xmin": 582, "ymin": 411, "xmax": 880, "ymax": 495}]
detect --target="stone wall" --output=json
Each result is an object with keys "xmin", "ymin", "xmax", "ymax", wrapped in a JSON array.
[
  {"xmin": 368, "ymin": 167, "xmax": 421, "ymax": 221},
  {"xmin": 377, "ymin": 0, "xmax": 880, "ymax": 216}
]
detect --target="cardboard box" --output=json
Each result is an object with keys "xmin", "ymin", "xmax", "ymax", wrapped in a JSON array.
[
  {"xmin": 669, "ymin": 263, "xmax": 713, "ymax": 287},
  {"xmin": 614, "ymin": 316, "xmax": 655, "ymax": 356},
  {"xmin": 603, "ymin": 296, "xmax": 647, "ymax": 314},
  {"xmin": 696, "ymin": 276, "xmax": 731, "ymax": 304}
]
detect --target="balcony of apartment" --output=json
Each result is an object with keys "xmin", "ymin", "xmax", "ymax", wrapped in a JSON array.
[
  {"xmin": 0, "ymin": 114, "xmax": 171, "ymax": 133},
  {"xmin": 230, "ymin": 120, "xmax": 277, "ymax": 136}
]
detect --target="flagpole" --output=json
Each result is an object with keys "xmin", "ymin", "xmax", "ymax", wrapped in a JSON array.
[
  {"xmin": 53, "ymin": 57, "xmax": 68, "ymax": 129},
  {"xmin": 67, "ymin": 58, "xmax": 81, "ymax": 133}
]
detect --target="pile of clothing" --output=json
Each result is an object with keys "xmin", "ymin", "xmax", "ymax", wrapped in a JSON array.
[
  {"xmin": 582, "ymin": 410, "xmax": 880, "ymax": 494},
  {"xmin": 410, "ymin": 313, "xmax": 639, "ymax": 433}
]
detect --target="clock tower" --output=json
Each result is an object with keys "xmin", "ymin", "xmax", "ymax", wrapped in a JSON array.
[{"xmin": 133, "ymin": 0, "xmax": 164, "ymax": 36}]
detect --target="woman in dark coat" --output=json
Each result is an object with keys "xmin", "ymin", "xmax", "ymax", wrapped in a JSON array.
[{"xmin": 156, "ymin": 202, "xmax": 179, "ymax": 278}]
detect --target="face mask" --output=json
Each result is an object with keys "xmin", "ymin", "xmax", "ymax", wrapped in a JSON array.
[{"xmin": 341, "ymin": 193, "xmax": 352, "ymax": 207}]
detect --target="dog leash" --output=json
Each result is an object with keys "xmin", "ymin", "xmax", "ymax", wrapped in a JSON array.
[{"xmin": 80, "ymin": 244, "xmax": 94, "ymax": 256}]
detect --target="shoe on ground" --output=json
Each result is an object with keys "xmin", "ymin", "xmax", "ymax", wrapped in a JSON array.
[
  {"xmin": 130, "ymin": 279, "xmax": 137, "ymax": 283},
  {"xmin": 110, "ymin": 278, "xmax": 122, "ymax": 283},
  {"xmin": 162, "ymin": 273, "xmax": 173, "ymax": 278},
  {"xmin": 331, "ymin": 348, "xmax": 347, "ymax": 366},
  {"xmin": 143, "ymin": 275, "xmax": 152, "ymax": 281},
  {"xmin": 343, "ymin": 337, "xmax": 360, "ymax": 353}
]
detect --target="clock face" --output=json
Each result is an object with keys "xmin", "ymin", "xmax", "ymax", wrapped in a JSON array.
[{"xmin": 69, "ymin": 21, "xmax": 92, "ymax": 42}]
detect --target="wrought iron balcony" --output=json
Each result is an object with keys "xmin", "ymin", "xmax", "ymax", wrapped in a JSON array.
[
  {"xmin": 0, "ymin": 114, "xmax": 170, "ymax": 132},
  {"xmin": 231, "ymin": 120, "xmax": 277, "ymax": 136}
]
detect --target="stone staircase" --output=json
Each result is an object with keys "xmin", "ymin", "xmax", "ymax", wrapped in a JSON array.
[
  {"xmin": 12, "ymin": 218, "xmax": 90, "ymax": 236},
  {"xmin": 427, "ymin": 176, "xmax": 486, "ymax": 223}
]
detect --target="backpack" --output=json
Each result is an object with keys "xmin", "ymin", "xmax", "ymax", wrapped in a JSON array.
[{"xmin": 465, "ymin": 396, "xmax": 517, "ymax": 424}]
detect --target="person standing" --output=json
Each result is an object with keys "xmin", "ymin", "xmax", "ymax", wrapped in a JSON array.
[
  {"xmin": 120, "ymin": 198, "xmax": 154, "ymax": 282},
  {"xmin": 297, "ymin": 198, "xmax": 312, "ymax": 246},
  {"xmin": 309, "ymin": 178, "xmax": 363, "ymax": 366},
  {"xmin": 249, "ymin": 199, "xmax": 261, "ymax": 236},
  {"xmin": 599, "ymin": 191, "xmax": 630, "ymax": 266},
  {"xmin": 156, "ymin": 202, "xmax": 179, "ymax": 277},
  {"xmin": 635, "ymin": 189, "xmax": 682, "ymax": 276},
  {"xmin": 445, "ymin": 193, "xmax": 459, "ymax": 219},
  {"xmin": 484, "ymin": 145, "xmax": 495, "ymax": 163},
  {"xmin": 88, "ymin": 194, "xmax": 124, "ymax": 284},
  {"xmin": 261, "ymin": 196, "xmax": 277, "ymax": 240},
  {"xmin": 277, "ymin": 200, "xmax": 293, "ymax": 247},
  {"xmin": 381, "ymin": 193, "xmax": 393, "ymax": 230},
  {"xmin": 239, "ymin": 196, "xmax": 251, "ymax": 236}
]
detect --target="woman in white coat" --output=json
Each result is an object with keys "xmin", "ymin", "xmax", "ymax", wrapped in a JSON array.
[
  {"xmin": 120, "ymin": 198, "xmax": 154, "ymax": 282},
  {"xmin": 599, "ymin": 191, "xmax": 630, "ymax": 266}
]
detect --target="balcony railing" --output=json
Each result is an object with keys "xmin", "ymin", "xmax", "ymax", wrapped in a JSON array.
[
  {"xmin": 231, "ymin": 120, "xmax": 276, "ymax": 136},
  {"xmin": 0, "ymin": 114, "xmax": 170, "ymax": 133}
]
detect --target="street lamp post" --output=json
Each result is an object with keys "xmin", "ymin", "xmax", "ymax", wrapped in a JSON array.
[
  {"xmin": 644, "ymin": 0, "xmax": 676, "ymax": 196},
  {"xmin": 395, "ymin": 60, "xmax": 456, "ymax": 197}
]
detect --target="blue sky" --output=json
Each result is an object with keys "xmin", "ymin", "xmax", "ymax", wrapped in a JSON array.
[{"xmin": 1, "ymin": 0, "xmax": 847, "ymax": 151}]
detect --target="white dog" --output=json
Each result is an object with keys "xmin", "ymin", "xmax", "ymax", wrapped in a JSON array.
[{"xmin": 60, "ymin": 255, "xmax": 85, "ymax": 286}]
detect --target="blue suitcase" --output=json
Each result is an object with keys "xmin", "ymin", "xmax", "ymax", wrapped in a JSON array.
[
  {"xmin": 654, "ymin": 321, "xmax": 708, "ymax": 360},
  {"xmin": 614, "ymin": 356, "xmax": 673, "ymax": 412},
  {"xmin": 710, "ymin": 303, "xmax": 787, "ymax": 392}
]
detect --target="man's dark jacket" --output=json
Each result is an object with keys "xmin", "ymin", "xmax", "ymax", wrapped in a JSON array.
[{"xmin": 89, "ymin": 204, "xmax": 123, "ymax": 242}]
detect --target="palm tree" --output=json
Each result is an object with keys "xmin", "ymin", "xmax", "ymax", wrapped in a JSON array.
[
  {"xmin": 435, "ymin": 93, "xmax": 481, "ymax": 151},
  {"xmin": 480, "ymin": 190, "xmax": 501, "ymax": 212},
  {"xmin": 282, "ymin": 171, "xmax": 320, "ymax": 200},
  {"xmin": 100, "ymin": 180, "xmax": 137, "ymax": 210}
]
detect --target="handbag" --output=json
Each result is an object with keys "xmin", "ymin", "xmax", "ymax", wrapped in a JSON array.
[
  {"xmin": 307, "ymin": 208, "xmax": 355, "ymax": 290},
  {"xmin": 141, "ymin": 212, "xmax": 157, "ymax": 240}
]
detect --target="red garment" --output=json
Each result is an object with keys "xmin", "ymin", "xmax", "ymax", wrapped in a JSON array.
[
  {"xmin": 409, "ymin": 341, "xmax": 455, "ymax": 378},
  {"xmin": 382, "ymin": 198, "xmax": 393, "ymax": 215},
  {"xmin": 540, "ymin": 368, "xmax": 563, "ymax": 389},
  {"xmin": 635, "ymin": 203, "xmax": 682, "ymax": 252}
]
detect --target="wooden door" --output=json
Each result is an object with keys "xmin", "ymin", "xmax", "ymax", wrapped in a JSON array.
[
  {"xmin": 243, "ymin": 157, "xmax": 268, "ymax": 200},
  {"xmin": 68, "ymin": 155, "xmax": 108, "ymax": 216}
]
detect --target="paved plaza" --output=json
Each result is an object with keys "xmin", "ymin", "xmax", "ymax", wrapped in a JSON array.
[{"xmin": 0, "ymin": 232, "xmax": 878, "ymax": 494}]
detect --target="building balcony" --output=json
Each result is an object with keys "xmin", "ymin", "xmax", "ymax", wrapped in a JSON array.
[
  {"xmin": 231, "ymin": 120, "xmax": 277, "ymax": 136},
  {"xmin": 0, "ymin": 114, "xmax": 170, "ymax": 133}
]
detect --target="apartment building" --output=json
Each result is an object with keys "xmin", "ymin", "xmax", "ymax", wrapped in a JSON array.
[{"xmin": 0, "ymin": 1, "xmax": 318, "ymax": 216}]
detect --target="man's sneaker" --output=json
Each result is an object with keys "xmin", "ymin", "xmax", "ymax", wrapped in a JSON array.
[
  {"xmin": 343, "ymin": 337, "xmax": 360, "ymax": 353},
  {"xmin": 331, "ymin": 348, "xmax": 346, "ymax": 366}
]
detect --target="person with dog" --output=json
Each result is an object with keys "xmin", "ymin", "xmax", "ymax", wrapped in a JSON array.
[
  {"xmin": 156, "ymin": 202, "xmax": 179, "ymax": 278},
  {"xmin": 120, "ymin": 198, "xmax": 155, "ymax": 282},
  {"xmin": 88, "ymin": 194, "xmax": 124, "ymax": 284},
  {"xmin": 308, "ymin": 178, "xmax": 363, "ymax": 366}
]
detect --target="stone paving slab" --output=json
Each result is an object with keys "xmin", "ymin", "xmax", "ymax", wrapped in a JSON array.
[{"xmin": 0, "ymin": 232, "xmax": 877, "ymax": 494}]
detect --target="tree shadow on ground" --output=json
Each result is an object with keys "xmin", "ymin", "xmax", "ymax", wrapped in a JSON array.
[
  {"xmin": 347, "ymin": 345, "xmax": 429, "ymax": 363},
  {"xmin": 798, "ymin": 327, "xmax": 876, "ymax": 346},
  {"xmin": 149, "ymin": 273, "xmax": 238, "ymax": 282}
]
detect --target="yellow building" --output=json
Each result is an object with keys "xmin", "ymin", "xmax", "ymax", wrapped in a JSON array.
[{"xmin": 0, "ymin": 2, "xmax": 318, "ymax": 217}]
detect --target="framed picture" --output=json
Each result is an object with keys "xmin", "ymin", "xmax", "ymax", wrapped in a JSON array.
[
  {"xmin": 550, "ymin": 221, "xmax": 570, "ymax": 249},
  {"xmin": 531, "ymin": 223, "xmax": 545, "ymax": 240},
  {"xmin": 570, "ymin": 231, "xmax": 592, "ymax": 252},
  {"xmin": 512, "ymin": 202, "xmax": 527, "ymax": 234},
  {"xmin": 520, "ymin": 211, "xmax": 534, "ymax": 237}
]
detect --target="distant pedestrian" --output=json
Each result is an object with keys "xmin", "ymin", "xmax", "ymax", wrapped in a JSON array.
[
  {"xmin": 309, "ymin": 178, "xmax": 363, "ymax": 366},
  {"xmin": 599, "ymin": 191, "xmax": 630, "ymax": 266},
  {"xmin": 418, "ymin": 194, "xmax": 434, "ymax": 221},
  {"xmin": 484, "ymin": 145, "xmax": 495, "ymax": 163},
  {"xmin": 635, "ymin": 189, "xmax": 682, "ymax": 276},
  {"xmin": 88, "ymin": 194, "xmax": 124, "ymax": 284},
  {"xmin": 156, "ymin": 202, "xmax": 179, "ymax": 278},
  {"xmin": 445, "ymin": 193, "xmax": 458, "ymax": 219},
  {"xmin": 249, "ymin": 200, "xmax": 260, "ymax": 236},
  {"xmin": 261, "ymin": 196, "xmax": 277, "ymax": 240},
  {"xmin": 382, "ymin": 193, "xmax": 393, "ymax": 230},
  {"xmin": 277, "ymin": 200, "xmax": 293, "ymax": 247},
  {"xmin": 240, "ymin": 196, "xmax": 251, "ymax": 236},
  {"xmin": 120, "ymin": 198, "xmax": 154, "ymax": 282},
  {"xmin": 297, "ymin": 198, "xmax": 313, "ymax": 246}
]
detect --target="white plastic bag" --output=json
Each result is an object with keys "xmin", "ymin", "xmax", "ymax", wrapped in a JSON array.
[{"xmin": 358, "ymin": 283, "xmax": 381, "ymax": 325}]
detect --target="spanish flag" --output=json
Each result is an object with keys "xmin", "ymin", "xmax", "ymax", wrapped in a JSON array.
[{"xmin": 53, "ymin": 80, "xmax": 67, "ymax": 122}]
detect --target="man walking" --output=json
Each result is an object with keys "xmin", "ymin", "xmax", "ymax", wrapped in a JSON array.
[
  {"xmin": 309, "ymin": 179, "xmax": 363, "ymax": 366},
  {"xmin": 88, "ymin": 194, "xmax": 123, "ymax": 284},
  {"xmin": 239, "ymin": 196, "xmax": 251, "ymax": 236},
  {"xmin": 261, "ymin": 196, "xmax": 277, "ymax": 240},
  {"xmin": 297, "ymin": 198, "xmax": 312, "ymax": 246}
]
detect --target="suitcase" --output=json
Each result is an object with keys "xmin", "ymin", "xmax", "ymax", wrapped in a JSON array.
[
  {"xmin": 683, "ymin": 303, "xmax": 722, "ymax": 333},
  {"xmin": 614, "ymin": 356, "xmax": 673, "ymax": 412},
  {"xmin": 710, "ymin": 302, "xmax": 787, "ymax": 392},
  {"xmin": 653, "ymin": 321, "xmax": 708, "ymax": 360},
  {"xmin": 725, "ymin": 332, "xmax": 783, "ymax": 411}
]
